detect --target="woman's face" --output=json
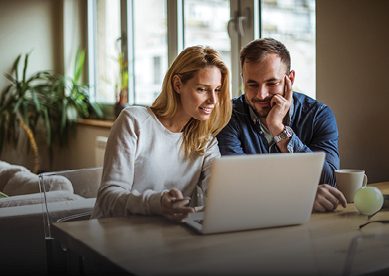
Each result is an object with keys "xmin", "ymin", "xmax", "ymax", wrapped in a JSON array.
[{"xmin": 174, "ymin": 66, "xmax": 222, "ymax": 121}]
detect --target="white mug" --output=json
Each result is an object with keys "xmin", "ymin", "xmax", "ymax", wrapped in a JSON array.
[{"xmin": 335, "ymin": 169, "xmax": 368, "ymax": 203}]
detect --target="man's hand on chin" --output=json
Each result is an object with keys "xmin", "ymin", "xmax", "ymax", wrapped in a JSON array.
[{"xmin": 313, "ymin": 184, "xmax": 347, "ymax": 212}]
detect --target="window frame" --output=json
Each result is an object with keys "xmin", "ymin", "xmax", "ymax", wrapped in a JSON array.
[{"xmin": 86, "ymin": 0, "xmax": 315, "ymax": 116}]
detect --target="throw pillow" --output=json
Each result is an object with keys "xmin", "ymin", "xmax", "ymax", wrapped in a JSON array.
[
  {"xmin": 3, "ymin": 171, "xmax": 74, "ymax": 196},
  {"xmin": 0, "ymin": 162, "xmax": 28, "ymax": 191}
]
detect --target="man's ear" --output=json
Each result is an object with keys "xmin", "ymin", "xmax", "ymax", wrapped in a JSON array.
[
  {"xmin": 172, "ymin": 75, "xmax": 182, "ymax": 94},
  {"xmin": 288, "ymin": 70, "xmax": 295, "ymax": 85}
]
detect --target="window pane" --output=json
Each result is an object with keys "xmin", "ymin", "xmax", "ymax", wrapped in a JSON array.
[
  {"xmin": 133, "ymin": 0, "xmax": 167, "ymax": 105},
  {"xmin": 94, "ymin": 0, "xmax": 121, "ymax": 103},
  {"xmin": 261, "ymin": 0, "xmax": 316, "ymax": 98},
  {"xmin": 183, "ymin": 0, "xmax": 231, "ymax": 74}
]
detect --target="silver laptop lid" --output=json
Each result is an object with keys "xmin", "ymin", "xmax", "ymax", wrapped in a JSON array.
[{"xmin": 200, "ymin": 152, "xmax": 325, "ymax": 234}]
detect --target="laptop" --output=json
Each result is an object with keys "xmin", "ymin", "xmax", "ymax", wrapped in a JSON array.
[{"xmin": 183, "ymin": 152, "xmax": 325, "ymax": 234}]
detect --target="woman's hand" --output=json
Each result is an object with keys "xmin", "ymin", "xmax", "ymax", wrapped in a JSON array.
[{"xmin": 161, "ymin": 188, "xmax": 194, "ymax": 221}]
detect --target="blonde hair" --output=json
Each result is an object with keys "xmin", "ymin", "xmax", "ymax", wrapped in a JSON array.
[{"xmin": 150, "ymin": 45, "xmax": 232, "ymax": 157}]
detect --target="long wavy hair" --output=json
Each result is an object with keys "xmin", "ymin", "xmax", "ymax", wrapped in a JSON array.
[{"xmin": 150, "ymin": 45, "xmax": 232, "ymax": 157}]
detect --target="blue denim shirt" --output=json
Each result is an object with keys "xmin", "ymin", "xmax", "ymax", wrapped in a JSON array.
[{"xmin": 217, "ymin": 93, "xmax": 340, "ymax": 185}]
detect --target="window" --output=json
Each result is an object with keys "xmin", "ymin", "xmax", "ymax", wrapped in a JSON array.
[
  {"xmin": 133, "ymin": 0, "xmax": 168, "ymax": 105},
  {"xmin": 261, "ymin": 0, "xmax": 316, "ymax": 98},
  {"xmin": 183, "ymin": 0, "xmax": 231, "ymax": 72},
  {"xmin": 89, "ymin": 0, "xmax": 121, "ymax": 103},
  {"xmin": 153, "ymin": 56, "xmax": 162, "ymax": 85},
  {"xmin": 87, "ymin": 0, "xmax": 316, "ymax": 113}
]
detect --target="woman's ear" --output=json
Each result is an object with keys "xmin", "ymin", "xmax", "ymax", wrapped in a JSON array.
[{"xmin": 172, "ymin": 75, "xmax": 182, "ymax": 94}]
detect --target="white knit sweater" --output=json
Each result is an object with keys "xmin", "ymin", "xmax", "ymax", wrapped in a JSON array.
[{"xmin": 91, "ymin": 106, "xmax": 220, "ymax": 218}]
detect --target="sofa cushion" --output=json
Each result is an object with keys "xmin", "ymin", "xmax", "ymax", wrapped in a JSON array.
[
  {"xmin": 0, "ymin": 191, "xmax": 84, "ymax": 208},
  {"xmin": 0, "ymin": 161, "xmax": 28, "ymax": 191},
  {"xmin": 2, "ymin": 170, "xmax": 74, "ymax": 196},
  {"xmin": 0, "ymin": 160, "xmax": 25, "ymax": 171}
]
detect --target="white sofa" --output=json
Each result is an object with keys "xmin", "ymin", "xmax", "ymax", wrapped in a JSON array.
[{"xmin": 0, "ymin": 161, "xmax": 102, "ymax": 275}]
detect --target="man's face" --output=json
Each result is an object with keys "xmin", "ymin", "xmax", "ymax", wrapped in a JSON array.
[{"xmin": 242, "ymin": 53, "xmax": 293, "ymax": 118}]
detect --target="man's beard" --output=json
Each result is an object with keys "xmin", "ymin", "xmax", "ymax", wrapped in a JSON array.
[{"xmin": 249, "ymin": 97, "xmax": 272, "ymax": 118}]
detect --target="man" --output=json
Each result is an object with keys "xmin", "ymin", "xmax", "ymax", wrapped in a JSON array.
[{"xmin": 217, "ymin": 38, "xmax": 346, "ymax": 212}]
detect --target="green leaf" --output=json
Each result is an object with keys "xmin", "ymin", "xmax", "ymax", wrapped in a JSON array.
[
  {"xmin": 0, "ymin": 114, "xmax": 5, "ymax": 153},
  {"xmin": 73, "ymin": 49, "xmax": 85, "ymax": 84},
  {"xmin": 4, "ymin": 73, "xmax": 16, "ymax": 84},
  {"xmin": 0, "ymin": 84, "xmax": 12, "ymax": 105},
  {"xmin": 13, "ymin": 97, "xmax": 22, "ymax": 114},
  {"xmin": 30, "ymin": 87, "xmax": 41, "ymax": 112},
  {"xmin": 11, "ymin": 54, "xmax": 22, "ymax": 82},
  {"xmin": 91, "ymin": 102, "xmax": 103, "ymax": 118},
  {"xmin": 22, "ymin": 52, "xmax": 30, "ymax": 84},
  {"xmin": 42, "ymin": 107, "xmax": 52, "ymax": 147},
  {"xmin": 60, "ymin": 100, "xmax": 67, "ymax": 134}
]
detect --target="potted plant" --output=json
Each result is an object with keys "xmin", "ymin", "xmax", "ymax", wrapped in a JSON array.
[
  {"xmin": 0, "ymin": 51, "xmax": 102, "ymax": 172},
  {"xmin": 114, "ymin": 50, "xmax": 129, "ymax": 117},
  {"xmin": 0, "ymin": 53, "xmax": 51, "ymax": 172},
  {"xmin": 46, "ymin": 50, "xmax": 103, "ymax": 147}
]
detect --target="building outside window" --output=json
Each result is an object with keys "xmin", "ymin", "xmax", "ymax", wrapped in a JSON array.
[
  {"xmin": 133, "ymin": 0, "xmax": 168, "ymax": 105},
  {"xmin": 87, "ymin": 0, "xmax": 315, "ymax": 114},
  {"xmin": 261, "ymin": 0, "xmax": 316, "ymax": 98},
  {"xmin": 183, "ymin": 0, "xmax": 231, "ymax": 73}
]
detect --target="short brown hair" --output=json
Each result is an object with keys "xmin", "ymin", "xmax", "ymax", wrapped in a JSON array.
[{"xmin": 240, "ymin": 38, "xmax": 291, "ymax": 72}]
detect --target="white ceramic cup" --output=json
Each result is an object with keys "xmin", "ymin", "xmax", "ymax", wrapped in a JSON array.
[{"xmin": 335, "ymin": 169, "xmax": 368, "ymax": 203}]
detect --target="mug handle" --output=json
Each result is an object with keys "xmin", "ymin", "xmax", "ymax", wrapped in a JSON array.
[{"xmin": 362, "ymin": 174, "xmax": 368, "ymax": 187}]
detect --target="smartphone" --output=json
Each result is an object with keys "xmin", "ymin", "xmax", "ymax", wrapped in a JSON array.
[
  {"xmin": 173, "ymin": 196, "xmax": 191, "ymax": 201},
  {"xmin": 172, "ymin": 197, "xmax": 191, "ymax": 208}
]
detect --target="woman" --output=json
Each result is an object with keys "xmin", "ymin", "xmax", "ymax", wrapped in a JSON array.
[{"xmin": 92, "ymin": 46, "xmax": 231, "ymax": 221}]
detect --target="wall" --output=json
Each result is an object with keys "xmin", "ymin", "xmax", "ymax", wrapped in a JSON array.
[
  {"xmin": 317, "ymin": 0, "xmax": 389, "ymax": 182},
  {"xmin": 0, "ymin": 0, "xmax": 105, "ymax": 172},
  {"xmin": 0, "ymin": 0, "xmax": 62, "ymax": 87},
  {"xmin": 0, "ymin": 0, "xmax": 62, "ymax": 170},
  {"xmin": 49, "ymin": 125, "xmax": 111, "ymax": 170}
]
